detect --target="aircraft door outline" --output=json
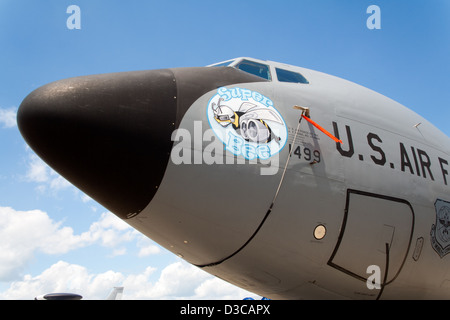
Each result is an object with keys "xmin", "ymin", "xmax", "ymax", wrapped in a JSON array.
[{"xmin": 328, "ymin": 189, "xmax": 415, "ymax": 294}]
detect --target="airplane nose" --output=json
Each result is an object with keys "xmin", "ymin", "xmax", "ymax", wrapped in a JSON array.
[{"xmin": 17, "ymin": 70, "xmax": 177, "ymax": 219}]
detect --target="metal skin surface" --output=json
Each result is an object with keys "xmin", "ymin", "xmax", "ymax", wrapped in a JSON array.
[
  {"xmin": 18, "ymin": 67, "xmax": 265, "ymax": 219},
  {"xmin": 18, "ymin": 58, "xmax": 450, "ymax": 299}
]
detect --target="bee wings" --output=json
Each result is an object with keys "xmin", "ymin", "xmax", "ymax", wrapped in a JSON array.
[{"xmin": 238, "ymin": 102, "xmax": 283, "ymax": 124}]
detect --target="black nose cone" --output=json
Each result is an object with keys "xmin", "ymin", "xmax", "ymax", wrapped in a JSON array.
[{"xmin": 17, "ymin": 70, "xmax": 177, "ymax": 219}]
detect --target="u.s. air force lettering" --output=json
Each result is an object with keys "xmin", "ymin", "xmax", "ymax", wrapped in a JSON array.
[{"xmin": 431, "ymin": 199, "xmax": 450, "ymax": 258}]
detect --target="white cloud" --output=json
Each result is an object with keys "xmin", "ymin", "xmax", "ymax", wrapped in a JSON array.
[
  {"xmin": 24, "ymin": 151, "xmax": 98, "ymax": 207},
  {"xmin": 80, "ymin": 211, "xmax": 136, "ymax": 248},
  {"xmin": 137, "ymin": 237, "xmax": 161, "ymax": 257},
  {"xmin": 0, "ymin": 107, "xmax": 17, "ymax": 128},
  {"xmin": 138, "ymin": 244, "xmax": 161, "ymax": 257},
  {"xmin": 194, "ymin": 277, "xmax": 256, "ymax": 300},
  {"xmin": 26, "ymin": 153, "xmax": 49, "ymax": 183},
  {"xmin": 0, "ymin": 260, "xmax": 259, "ymax": 300},
  {"xmin": 0, "ymin": 207, "xmax": 145, "ymax": 281},
  {"xmin": 25, "ymin": 152, "xmax": 72, "ymax": 193},
  {"xmin": 81, "ymin": 194, "xmax": 92, "ymax": 203},
  {"xmin": 0, "ymin": 207, "xmax": 260, "ymax": 300},
  {"xmin": 0, "ymin": 261, "xmax": 124, "ymax": 300},
  {"xmin": 49, "ymin": 175, "xmax": 72, "ymax": 190},
  {"xmin": 120, "ymin": 261, "xmax": 259, "ymax": 300},
  {"xmin": 0, "ymin": 206, "xmax": 79, "ymax": 281},
  {"xmin": 141, "ymin": 261, "xmax": 210, "ymax": 299}
]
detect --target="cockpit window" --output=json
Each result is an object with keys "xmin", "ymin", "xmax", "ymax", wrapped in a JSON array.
[
  {"xmin": 209, "ymin": 60, "xmax": 235, "ymax": 67},
  {"xmin": 235, "ymin": 60, "xmax": 271, "ymax": 81},
  {"xmin": 276, "ymin": 68, "xmax": 309, "ymax": 84}
]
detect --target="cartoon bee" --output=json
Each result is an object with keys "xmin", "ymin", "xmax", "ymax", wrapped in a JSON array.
[{"xmin": 211, "ymin": 98, "xmax": 283, "ymax": 145}]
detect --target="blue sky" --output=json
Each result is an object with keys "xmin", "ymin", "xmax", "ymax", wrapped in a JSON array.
[{"xmin": 0, "ymin": 0, "xmax": 449, "ymax": 299}]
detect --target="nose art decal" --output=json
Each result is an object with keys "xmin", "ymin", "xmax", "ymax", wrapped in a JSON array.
[{"xmin": 207, "ymin": 87, "xmax": 287, "ymax": 160}]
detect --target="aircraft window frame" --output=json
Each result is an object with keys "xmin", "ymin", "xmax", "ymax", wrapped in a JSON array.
[
  {"xmin": 234, "ymin": 60, "xmax": 272, "ymax": 81},
  {"xmin": 208, "ymin": 60, "xmax": 235, "ymax": 67},
  {"xmin": 276, "ymin": 67, "xmax": 309, "ymax": 84}
]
